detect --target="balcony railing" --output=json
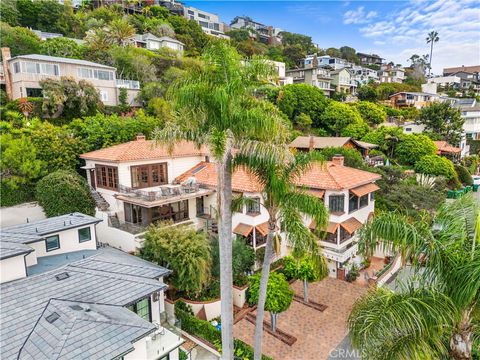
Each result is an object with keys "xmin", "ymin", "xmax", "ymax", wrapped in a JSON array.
[
  {"xmin": 116, "ymin": 79, "xmax": 140, "ymax": 89},
  {"xmin": 118, "ymin": 184, "xmax": 202, "ymax": 202}
]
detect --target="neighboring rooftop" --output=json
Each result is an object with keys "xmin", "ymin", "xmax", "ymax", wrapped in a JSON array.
[
  {"xmin": 9, "ymin": 54, "xmax": 116, "ymax": 69},
  {"xmin": 80, "ymin": 137, "xmax": 208, "ymax": 162},
  {"xmin": 443, "ymin": 65, "xmax": 480, "ymax": 75},
  {"xmin": 1, "ymin": 213, "xmax": 101, "ymax": 241},
  {"xmin": 18, "ymin": 299, "xmax": 155, "ymax": 360},
  {"xmin": 0, "ymin": 247, "xmax": 169, "ymax": 359},
  {"xmin": 434, "ymin": 141, "xmax": 461, "ymax": 154},
  {"xmin": 290, "ymin": 136, "xmax": 378, "ymax": 150},
  {"xmin": 389, "ymin": 91, "xmax": 438, "ymax": 97},
  {"xmin": 0, "ymin": 240, "xmax": 33, "ymax": 260},
  {"xmin": 135, "ymin": 33, "xmax": 184, "ymax": 45}
]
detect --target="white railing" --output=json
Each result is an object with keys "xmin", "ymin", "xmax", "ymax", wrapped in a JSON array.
[{"xmin": 116, "ymin": 79, "xmax": 140, "ymax": 89}]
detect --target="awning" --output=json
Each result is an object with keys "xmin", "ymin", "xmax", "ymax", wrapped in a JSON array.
[
  {"xmin": 340, "ymin": 217, "xmax": 363, "ymax": 234},
  {"xmin": 350, "ymin": 183, "xmax": 380, "ymax": 197},
  {"xmin": 310, "ymin": 220, "xmax": 339, "ymax": 233},
  {"xmin": 255, "ymin": 222, "xmax": 269, "ymax": 236},
  {"xmin": 306, "ymin": 189, "xmax": 325, "ymax": 198},
  {"xmin": 233, "ymin": 223, "xmax": 253, "ymax": 237}
]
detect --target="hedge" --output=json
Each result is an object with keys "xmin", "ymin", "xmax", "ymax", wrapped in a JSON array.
[
  {"xmin": 36, "ymin": 170, "xmax": 96, "ymax": 217},
  {"xmin": 0, "ymin": 182, "xmax": 35, "ymax": 207},
  {"xmin": 175, "ymin": 302, "xmax": 273, "ymax": 360},
  {"xmin": 455, "ymin": 165, "xmax": 473, "ymax": 186}
]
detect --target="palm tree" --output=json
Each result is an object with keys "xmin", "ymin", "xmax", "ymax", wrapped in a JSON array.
[
  {"xmin": 84, "ymin": 27, "xmax": 113, "ymax": 51},
  {"xmin": 426, "ymin": 31, "xmax": 439, "ymax": 76},
  {"xmin": 108, "ymin": 19, "xmax": 136, "ymax": 47},
  {"xmin": 154, "ymin": 42, "xmax": 290, "ymax": 360},
  {"xmin": 235, "ymin": 151, "xmax": 329, "ymax": 360},
  {"xmin": 349, "ymin": 194, "xmax": 480, "ymax": 359}
]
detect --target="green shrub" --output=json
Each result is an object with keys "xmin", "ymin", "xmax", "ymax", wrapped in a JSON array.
[
  {"xmin": 455, "ymin": 165, "xmax": 473, "ymax": 186},
  {"xmin": 36, "ymin": 170, "xmax": 96, "ymax": 217},
  {"xmin": 0, "ymin": 181, "xmax": 35, "ymax": 207},
  {"xmin": 318, "ymin": 147, "xmax": 365, "ymax": 169},
  {"xmin": 414, "ymin": 155, "xmax": 457, "ymax": 180},
  {"xmin": 395, "ymin": 134, "xmax": 436, "ymax": 165}
]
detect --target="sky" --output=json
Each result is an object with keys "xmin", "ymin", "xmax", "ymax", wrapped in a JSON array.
[{"xmin": 184, "ymin": 0, "xmax": 480, "ymax": 74}]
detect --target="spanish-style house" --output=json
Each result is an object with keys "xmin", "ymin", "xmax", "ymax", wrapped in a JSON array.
[
  {"xmin": 80, "ymin": 135, "xmax": 213, "ymax": 252},
  {"xmin": 134, "ymin": 33, "xmax": 184, "ymax": 52},
  {"xmin": 0, "ymin": 212, "xmax": 100, "ymax": 283},
  {"xmin": 1, "ymin": 47, "xmax": 140, "ymax": 106}
]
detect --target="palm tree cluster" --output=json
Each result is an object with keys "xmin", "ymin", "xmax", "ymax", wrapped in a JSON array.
[
  {"xmin": 154, "ymin": 42, "xmax": 329, "ymax": 360},
  {"xmin": 349, "ymin": 194, "xmax": 479, "ymax": 359}
]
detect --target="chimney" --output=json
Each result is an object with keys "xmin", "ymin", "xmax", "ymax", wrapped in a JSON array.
[
  {"xmin": 332, "ymin": 154, "xmax": 344, "ymax": 166},
  {"xmin": 308, "ymin": 136, "xmax": 315, "ymax": 152},
  {"xmin": 1, "ymin": 48, "xmax": 13, "ymax": 100},
  {"xmin": 136, "ymin": 134, "xmax": 146, "ymax": 141}
]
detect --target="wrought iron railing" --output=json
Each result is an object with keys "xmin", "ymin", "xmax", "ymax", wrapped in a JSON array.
[{"xmin": 118, "ymin": 184, "xmax": 201, "ymax": 202}]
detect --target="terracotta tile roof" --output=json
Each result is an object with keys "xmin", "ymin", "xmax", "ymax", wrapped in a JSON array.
[
  {"xmin": 350, "ymin": 183, "xmax": 380, "ymax": 197},
  {"xmin": 176, "ymin": 162, "xmax": 263, "ymax": 193},
  {"xmin": 309, "ymin": 220, "xmax": 339, "ymax": 234},
  {"xmin": 305, "ymin": 189, "xmax": 325, "ymax": 198},
  {"xmin": 233, "ymin": 223, "xmax": 253, "ymax": 237},
  {"xmin": 80, "ymin": 138, "xmax": 208, "ymax": 162},
  {"xmin": 177, "ymin": 160, "xmax": 380, "ymax": 193},
  {"xmin": 256, "ymin": 222, "xmax": 269, "ymax": 237},
  {"xmin": 294, "ymin": 162, "xmax": 381, "ymax": 190},
  {"xmin": 289, "ymin": 136, "xmax": 377, "ymax": 150},
  {"xmin": 340, "ymin": 217, "xmax": 363, "ymax": 234},
  {"xmin": 433, "ymin": 141, "xmax": 461, "ymax": 154}
]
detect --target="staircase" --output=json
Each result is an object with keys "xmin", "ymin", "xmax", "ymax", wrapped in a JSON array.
[
  {"xmin": 109, "ymin": 214, "xmax": 121, "ymax": 228},
  {"xmin": 89, "ymin": 186, "xmax": 110, "ymax": 211}
]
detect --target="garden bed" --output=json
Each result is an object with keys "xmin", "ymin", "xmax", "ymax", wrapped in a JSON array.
[
  {"xmin": 245, "ymin": 312, "xmax": 297, "ymax": 346},
  {"xmin": 293, "ymin": 294, "xmax": 327, "ymax": 312}
]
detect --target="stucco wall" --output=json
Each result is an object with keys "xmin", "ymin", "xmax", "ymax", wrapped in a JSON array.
[{"xmin": 0, "ymin": 255, "xmax": 27, "ymax": 283}]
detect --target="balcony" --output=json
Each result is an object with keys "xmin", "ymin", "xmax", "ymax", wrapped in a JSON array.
[
  {"xmin": 115, "ymin": 184, "xmax": 214, "ymax": 207},
  {"xmin": 322, "ymin": 242, "xmax": 358, "ymax": 263},
  {"xmin": 116, "ymin": 79, "xmax": 140, "ymax": 90},
  {"xmin": 145, "ymin": 313, "xmax": 184, "ymax": 360}
]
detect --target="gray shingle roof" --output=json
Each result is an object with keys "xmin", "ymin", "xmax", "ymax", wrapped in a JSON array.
[
  {"xmin": 0, "ymin": 240, "xmax": 33, "ymax": 260},
  {"xmin": 9, "ymin": 54, "xmax": 116, "ymax": 70},
  {"xmin": 3, "ymin": 213, "xmax": 101, "ymax": 240},
  {"xmin": 0, "ymin": 247, "xmax": 169, "ymax": 360},
  {"xmin": 19, "ymin": 299, "xmax": 155, "ymax": 360}
]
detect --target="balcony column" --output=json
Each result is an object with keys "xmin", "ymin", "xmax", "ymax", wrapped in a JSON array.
[{"xmin": 336, "ymin": 229, "xmax": 340, "ymax": 246}]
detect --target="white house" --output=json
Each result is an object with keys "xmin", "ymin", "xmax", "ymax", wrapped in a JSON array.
[
  {"xmin": 134, "ymin": 33, "xmax": 184, "ymax": 53},
  {"xmin": 0, "ymin": 246, "xmax": 183, "ymax": 360},
  {"xmin": 183, "ymin": 6, "xmax": 228, "ymax": 38},
  {"xmin": 330, "ymin": 68, "xmax": 357, "ymax": 94},
  {"xmin": 0, "ymin": 212, "xmax": 100, "ymax": 283}
]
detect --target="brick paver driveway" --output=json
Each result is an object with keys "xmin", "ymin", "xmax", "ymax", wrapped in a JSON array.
[{"xmin": 233, "ymin": 277, "xmax": 367, "ymax": 360}]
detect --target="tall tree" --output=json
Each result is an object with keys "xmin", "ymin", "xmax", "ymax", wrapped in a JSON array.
[
  {"xmin": 154, "ymin": 42, "xmax": 289, "ymax": 360},
  {"xmin": 235, "ymin": 151, "xmax": 328, "ymax": 360},
  {"xmin": 426, "ymin": 31, "xmax": 440, "ymax": 76},
  {"xmin": 108, "ymin": 19, "xmax": 136, "ymax": 47},
  {"xmin": 350, "ymin": 194, "xmax": 480, "ymax": 359},
  {"xmin": 417, "ymin": 102, "xmax": 464, "ymax": 145}
]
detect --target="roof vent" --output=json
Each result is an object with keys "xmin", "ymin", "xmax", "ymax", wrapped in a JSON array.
[
  {"xmin": 45, "ymin": 312, "xmax": 60, "ymax": 323},
  {"xmin": 69, "ymin": 305, "xmax": 83, "ymax": 311},
  {"xmin": 136, "ymin": 134, "xmax": 146, "ymax": 141},
  {"xmin": 55, "ymin": 272, "xmax": 70, "ymax": 281}
]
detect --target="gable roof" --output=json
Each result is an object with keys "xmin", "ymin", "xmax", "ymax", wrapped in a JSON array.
[
  {"xmin": 19, "ymin": 299, "xmax": 155, "ymax": 360},
  {"xmin": 289, "ymin": 136, "xmax": 378, "ymax": 150},
  {"xmin": 177, "ymin": 160, "xmax": 380, "ymax": 193},
  {"xmin": 0, "ymin": 247, "xmax": 169, "ymax": 359},
  {"xmin": 135, "ymin": 33, "xmax": 184, "ymax": 45},
  {"xmin": 0, "ymin": 240, "xmax": 34, "ymax": 260},
  {"xmin": 443, "ymin": 65, "xmax": 480, "ymax": 75},
  {"xmin": 9, "ymin": 54, "xmax": 115, "ymax": 70},
  {"xmin": 2, "ymin": 213, "xmax": 101, "ymax": 241},
  {"xmin": 80, "ymin": 138, "xmax": 208, "ymax": 162},
  {"xmin": 433, "ymin": 141, "xmax": 461, "ymax": 154}
]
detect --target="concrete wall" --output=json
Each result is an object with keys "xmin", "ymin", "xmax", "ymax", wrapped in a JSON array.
[
  {"xmin": 0, "ymin": 255, "xmax": 27, "ymax": 283},
  {"xmin": 232, "ymin": 285, "xmax": 247, "ymax": 308}
]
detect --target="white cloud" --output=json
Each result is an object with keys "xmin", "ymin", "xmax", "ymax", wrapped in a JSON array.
[
  {"xmin": 343, "ymin": 6, "xmax": 377, "ymax": 25},
  {"xmin": 358, "ymin": 0, "xmax": 480, "ymax": 73}
]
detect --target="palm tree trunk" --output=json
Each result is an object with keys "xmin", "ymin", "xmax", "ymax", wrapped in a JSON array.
[
  {"xmin": 429, "ymin": 41, "xmax": 434, "ymax": 76},
  {"xmin": 253, "ymin": 225, "xmax": 275, "ymax": 360},
  {"xmin": 450, "ymin": 309, "xmax": 473, "ymax": 360},
  {"xmin": 217, "ymin": 151, "xmax": 234, "ymax": 360},
  {"xmin": 303, "ymin": 279, "xmax": 308, "ymax": 303}
]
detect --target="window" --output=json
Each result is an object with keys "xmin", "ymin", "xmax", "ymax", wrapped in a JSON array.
[
  {"xmin": 95, "ymin": 165, "xmax": 118, "ymax": 190},
  {"xmin": 41, "ymin": 63, "xmax": 59, "ymax": 75},
  {"xmin": 198, "ymin": 13, "xmax": 209, "ymax": 19},
  {"xmin": 95, "ymin": 70, "xmax": 113, "ymax": 80},
  {"xmin": 188, "ymin": 9, "xmax": 194, "ymax": 15},
  {"xmin": 13, "ymin": 62, "xmax": 20, "ymax": 73},
  {"xmin": 100, "ymin": 90, "xmax": 108, "ymax": 102},
  {"xmin": 246, "ymin": 197, "xmax": 261, "ymax": 215},
  {"xmin": 78, "ymin": 227, "xmax": 91, "ymax": 243},
  {"xmin": 329, "ymin": 195, "xmax": 344, "ymax": 213},
  {"xmin": 196, "ymin": 197, "xmax": 205, "ymax": 216},
  {"xmin": 151, "ymin": 200, "xmax": 189, "ymax": 224},
  {"xmin": 131, "ymin": 163, "xmax": 168, "ymax": 189},
  {"xmin": 370, "ymin": 192, "xmax": 375, "ymax": 201},
  {"xmin": 349, "ymin": 193, "xmax": 359, "ymax": 213},
  {"xmin": 78, "ymin": 67, "xmax": 93, "ymax": 78},
  {"xmin": 359, "ymin": 194, "xmax": 369, "ymax": 208},
  {"xmin": 124, "ymin": 203, "xmax": 144, "ymax": 225},
  {"xmin": 46, "ymin": 235, "xmax": 60, "ymax": 252},
  {"xmin": 26, "ymin": 88, "xmax": 42, "ymax": 97},
  {"xmin": 24, "ymin": 61, "xmax": 39, "ymax": 74},
  {"xmin": 127, "ymin": 297, "xmax": 151, "ymax": 322},
  {"xmin": 199, "ymin": 21, "xmax": 209, "ymax": 28}
]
